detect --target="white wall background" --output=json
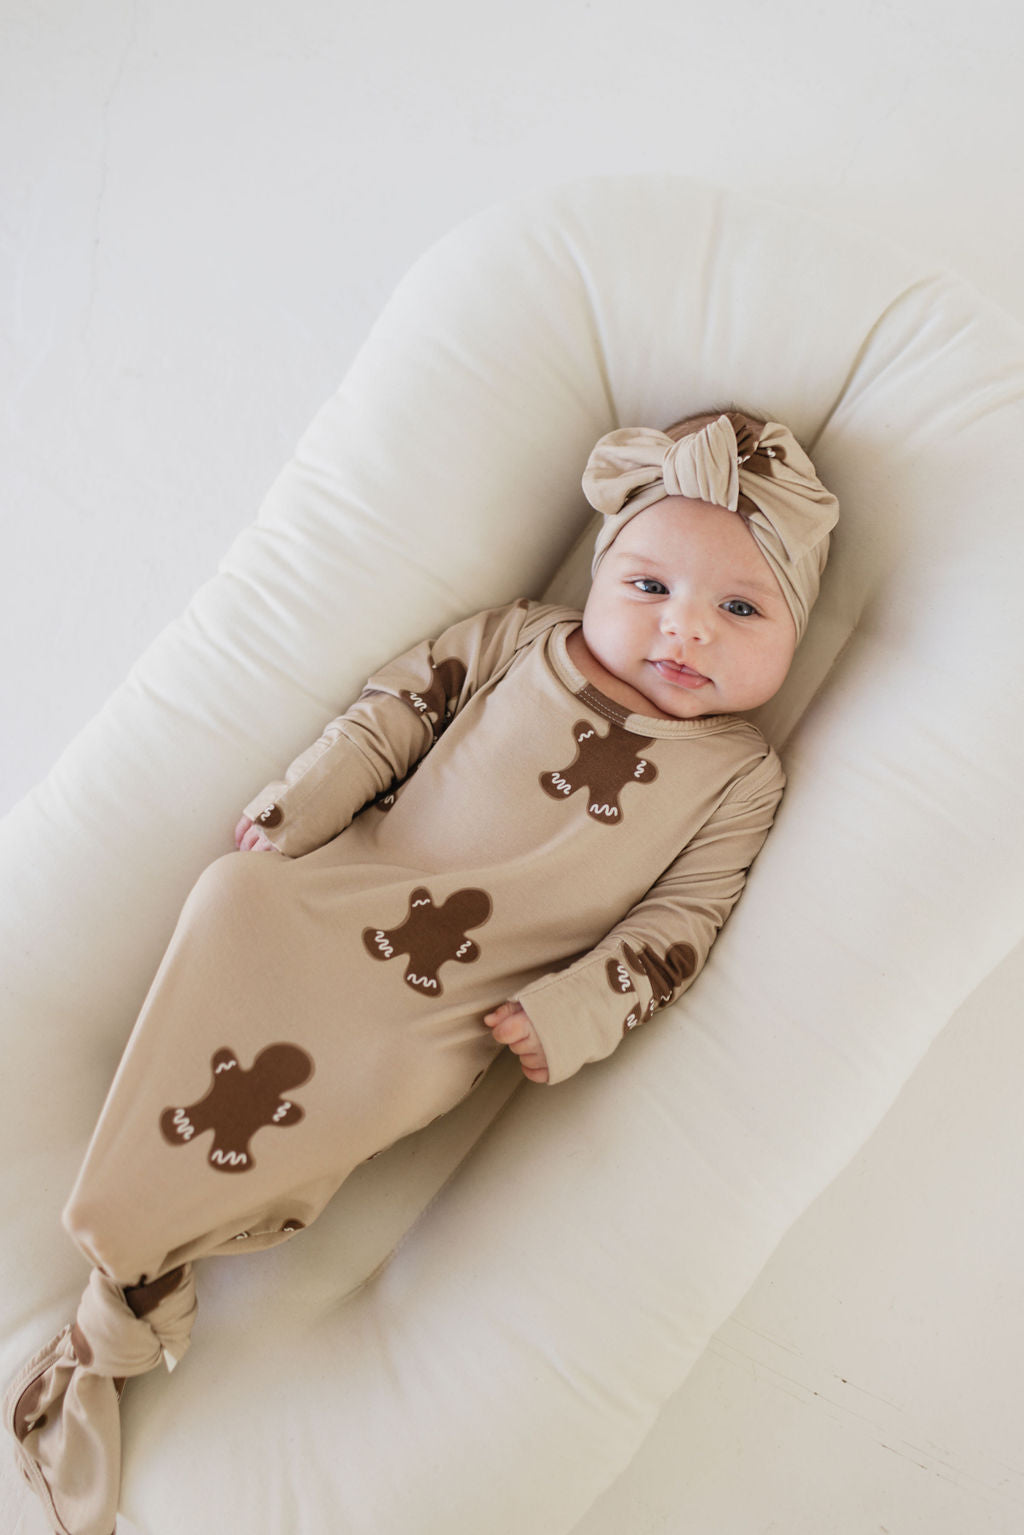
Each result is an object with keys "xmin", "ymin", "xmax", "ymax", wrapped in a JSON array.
[{"xmin": 3, "ymin": 2, "xmax": 1023, "ymax": 1531}]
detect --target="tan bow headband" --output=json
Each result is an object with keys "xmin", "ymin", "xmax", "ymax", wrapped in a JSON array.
[{"xmin": 583, "ymin": 412, "xmax": 838, "ymax": 641}]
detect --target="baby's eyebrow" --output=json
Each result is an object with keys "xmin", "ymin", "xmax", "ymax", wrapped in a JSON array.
[{"xmin": 725, "ymin": 575, "xmax": 784, "ymax": 600}]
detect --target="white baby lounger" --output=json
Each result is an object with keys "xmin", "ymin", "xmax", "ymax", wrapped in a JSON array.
[{"xmin": 3, "ymin": 175, "xmax": 1024, "ymax": 1534}]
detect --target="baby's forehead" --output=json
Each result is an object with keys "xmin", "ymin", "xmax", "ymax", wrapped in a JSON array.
[
  {"xmin": 614, "ymin": 496, "xmax": 752, "ymax": 549},
  {"xmin": 608, "ymin": 499, "xmax": 784, "ymax": 594}
]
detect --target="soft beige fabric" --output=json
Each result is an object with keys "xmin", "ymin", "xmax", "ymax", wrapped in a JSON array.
[
  {"xmin": 3, "ymin": 1268, "xmax": 196, "ymax": 1535},
  {"xmin": 5, "ymin": 600, "xmax": 780, "ymax": 1531},
  {"xmin": 585, "ymin": 413, "xmax": 839, "ymax": 641},
  {"xmin": 246, "ymin": 601, "xmax": 783, "ymax": 1083}
]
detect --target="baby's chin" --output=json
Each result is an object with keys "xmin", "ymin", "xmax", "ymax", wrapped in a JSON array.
[
  {"xmin": 636, "ymin": 668, "xmax": 723, "ymax": 720},
  {"xmin": 646, "ymin": 681, "xmax": 784, "ymax": 720},
  {"xmin": 636, "ymin": 687, "xmax": 722, "ymax": 722}
]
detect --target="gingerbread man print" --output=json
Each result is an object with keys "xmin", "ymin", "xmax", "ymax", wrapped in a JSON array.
[
  {"xmin": 606, "ymin": 958, "xmax": 643, "ymax": 1032},
  {"xmin": 398, "ymin": 656, "xmax": 468, "ymax": 740},
  {"xmin": 605, "ymin": 940, "xmax": 698, "ymax": 1034},
  {"xmin": 623, "ymin": 940, "xmax": 697, "ymax": 1013},
  {"xmin": 541, "ymin": 719, "xmax": 658, "ymax": 824},
  {"xmin": 369, "ymin": 653, "xmax": 468, "ymax": 816},
  {"xmin": 159, "ymin": 1043, "xmax": 313, "ymax": 1174},
  {"xmin": 363, "ymin": 886, "xmax": 492, "ymax": 995}
]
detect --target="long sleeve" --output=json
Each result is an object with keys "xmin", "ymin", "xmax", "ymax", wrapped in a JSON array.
[
  {"xmin": 514, "ymin": 751, "xmax": 784, "ymax": 1085},
  {"xmin": 242, "ymin": 601, "xmax": 576, "ymax": 857}
]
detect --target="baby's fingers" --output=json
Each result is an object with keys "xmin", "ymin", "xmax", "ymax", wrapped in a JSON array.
[
  {"xmin": 483, "ymin": 1003, "xmax": 526, "ymax": 1044},
  {"xmin": 484, "ymin": 1004, "xmax": 548, "ymax": 1080},
  {"xmin": 239, "ymin": 825, "xmax": 275, "ymax": 852},
  {"xmin": 483, "ymin": 1001, "xmax": 518, "ymax": 1024},
  {"xmin": 517, "ymin": 1049, "xmax": 547, "ymax": 1071},
  {"xmin": 493, "ymin": 1020, "xmax": 530, "ymax": 1048}
]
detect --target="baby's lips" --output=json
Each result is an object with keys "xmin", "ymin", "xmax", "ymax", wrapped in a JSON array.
[{"xmin": 652, "ymin": 656, "xmax": 710, "ymax": 683}]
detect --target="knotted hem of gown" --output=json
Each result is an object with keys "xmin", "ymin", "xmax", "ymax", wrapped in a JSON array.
[{"xmin": 3, "ymin": 1264, "xmax": 197, "ymax": 1535}]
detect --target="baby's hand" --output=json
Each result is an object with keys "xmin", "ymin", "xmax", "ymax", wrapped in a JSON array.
[
  {"xmin": 234, "ymin": 815, "xmax": 276, "ymax": 853},
  {"xmin": 483, "ymin": 1002, "xmax": 549, "ymax": 1083}
]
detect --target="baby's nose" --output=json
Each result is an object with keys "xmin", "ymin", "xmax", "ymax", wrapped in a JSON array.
[{"xmin": 661, "ymin": 601, "xmax": 711, "ymax": 641}]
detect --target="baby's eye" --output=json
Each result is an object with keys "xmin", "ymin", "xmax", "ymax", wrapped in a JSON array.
[
  {"xmin": 632, "ymin": 579, "xmax": 668, "ymax": 595},
  {"xmin": 722, "ymin": 599, "xmax": 759, "ymax": 618}
]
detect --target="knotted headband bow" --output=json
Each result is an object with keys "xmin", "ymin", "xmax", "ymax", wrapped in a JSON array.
[{"xmin": 584, "ymin": 412, "xmax": 838, "ymax": 642}]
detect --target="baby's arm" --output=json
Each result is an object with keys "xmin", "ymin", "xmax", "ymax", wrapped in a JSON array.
[
  {"xmin": 483, "ymin": 1002, "xmax": 549, "ymax": 1083},
  {"xmin": 236, "ymin": 601, "xmax": 552, "ymax": 859}
]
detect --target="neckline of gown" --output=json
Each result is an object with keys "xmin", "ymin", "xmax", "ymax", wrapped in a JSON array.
[{"xmin": 547, "ymin": 623, "xmax": 747, "ymax": 741}]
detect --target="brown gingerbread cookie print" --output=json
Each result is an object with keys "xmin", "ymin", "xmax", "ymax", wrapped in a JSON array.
[
  {"xmin": 363, "ymin": 886, "xmax": 491, "ymax": 995},
  {"xmin": 622, "ymin": 940, "xmax": 697, "ymax": 1010},
  {"xmin": 372, "ymin": 758, "xmax": 420, "ymax": 815},
  {"xmin": 398, "ymin": 656, "xmax": 468, "ymax": 741},
  {"xmin": 541, "ymin": 719, "xmax": 658, "ymax": 824},
  {"xmin": 371, "ymin": 656, "xmax": 468, "ymax": 816},
  {"xmin": 605, "ymin": 940, "xmax": 698, "ymax": 1034},
  {"xmin": 159, "ymin": 1043, "xmax": 313, "ymax": 1174},
  {"xmin": 605, "ymin": 957, "xmax": 643, "ymax": 1032}
]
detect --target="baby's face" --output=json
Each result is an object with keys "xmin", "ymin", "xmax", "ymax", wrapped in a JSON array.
[{"xmin": 580, "ymin": 497, "xmax": 798, "ymax": 720}]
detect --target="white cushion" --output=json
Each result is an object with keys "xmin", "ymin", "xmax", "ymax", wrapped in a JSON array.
[{"xmin": 3, "ymin": 174, "xmax": 1023, "ymax": 1534}]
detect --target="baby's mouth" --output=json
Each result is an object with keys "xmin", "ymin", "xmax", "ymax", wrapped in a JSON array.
[{"xmin": 651, "ymin": 658, "xmax": 711, "ymax": 689}]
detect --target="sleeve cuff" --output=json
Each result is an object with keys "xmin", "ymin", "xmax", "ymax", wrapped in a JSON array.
[{"xmin": 515, "ymin": 953, "xmax": 627, "ymax": 1086}]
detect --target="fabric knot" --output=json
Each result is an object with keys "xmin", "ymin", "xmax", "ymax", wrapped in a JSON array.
[
  {"xmin": 4, "ymin": 1265, "xmax": 198, "ymax": 1535},
  {"xmin": 74, "ymin": 1265, "xmax": 197, "ymax": 1379}
]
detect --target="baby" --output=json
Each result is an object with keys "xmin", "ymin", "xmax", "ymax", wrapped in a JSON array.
[{"xmin": 5, "ymin": 409, "xmax": 837, "ymax": 1535}]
